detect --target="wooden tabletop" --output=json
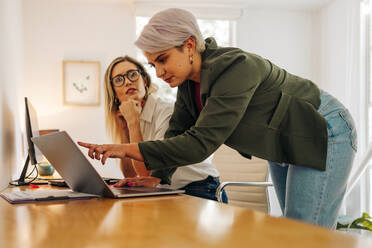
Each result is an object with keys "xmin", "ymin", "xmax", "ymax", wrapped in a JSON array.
[{"xmin": 0, "ymin": 186, "xmax": 371, "ymax": 248}]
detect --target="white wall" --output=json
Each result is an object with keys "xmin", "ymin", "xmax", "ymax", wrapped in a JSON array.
[
  {"xmin": 22, "ymin": 0, "xmax": 137, "ymax": 178},
  {"xmin": 0, "ymin": 0, "xmax": 24, "ymax": 190},
  {"xmin": 237, "ymin": 7, "xmax": 314, "ymax": 81},
  {"xmin": 316, "ymin": 0, "xmax": 359, "ymax": 107}
]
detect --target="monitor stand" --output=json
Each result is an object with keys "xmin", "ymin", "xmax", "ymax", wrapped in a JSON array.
[
  {"xmin": 12, "ymin": 155, "xmax": 48, "ymax": 186},
  {"xmin": 14, "ymin": 155, "xmax": 31, "ymax": 186}
]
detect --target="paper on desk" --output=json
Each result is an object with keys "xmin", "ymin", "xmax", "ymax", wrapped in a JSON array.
[{"xmin": 0, "ymin": 189, "xmax": 99, "ymax": 204}]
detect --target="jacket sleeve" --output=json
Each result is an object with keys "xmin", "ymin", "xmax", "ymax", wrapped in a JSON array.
[{"xmin": 139, "ymin": 57, "xmax": 265, "ymax": 176}]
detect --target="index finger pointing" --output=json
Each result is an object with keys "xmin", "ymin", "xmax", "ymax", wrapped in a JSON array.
[{"xmin": 77, "ymin": 141, "xmax": 94, "ymax": 148}]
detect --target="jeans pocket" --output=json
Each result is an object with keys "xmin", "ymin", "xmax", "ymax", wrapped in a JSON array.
[{"xmin": 339, "ymin": 110, "xmax": 358, "ymax": 152}]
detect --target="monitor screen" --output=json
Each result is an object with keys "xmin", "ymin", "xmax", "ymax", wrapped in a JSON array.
[{"xmin": 25, "ymin": 97, "xmax": 43, "ymax": 165}]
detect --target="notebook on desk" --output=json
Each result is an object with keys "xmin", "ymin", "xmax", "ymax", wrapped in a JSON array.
[
  {"xmin": 30, "ymin": 131, "xmax": 184, "ymax": 198},
  {"xmin": 0, "ymin": 189, "xmax": 98, "ymax": 204}
]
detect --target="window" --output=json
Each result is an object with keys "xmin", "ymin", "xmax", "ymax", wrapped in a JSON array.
[{"xmin": 135, "ymin": 16, "xmax": 236, "ymax": 103}]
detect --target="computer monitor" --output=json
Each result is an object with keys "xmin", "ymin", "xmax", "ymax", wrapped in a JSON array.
[{"xmin": 16, "ymin": 97, "xmax": 43, "ymax": 185}]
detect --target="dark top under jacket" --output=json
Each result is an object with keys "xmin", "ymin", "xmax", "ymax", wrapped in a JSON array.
[{"xmin": 139, "ymin": 37, "xmax": 328, "ymax": 184}]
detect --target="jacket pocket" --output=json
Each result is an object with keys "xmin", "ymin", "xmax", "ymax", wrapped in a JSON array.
[{"xmin": 268, "ymin": 92, "xmax": 291, "ymax": 130}]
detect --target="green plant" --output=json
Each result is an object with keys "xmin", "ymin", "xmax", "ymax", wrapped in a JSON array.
[{"xmin": 337, "ymin": 212, "xmax": 372, "ymax": 231}]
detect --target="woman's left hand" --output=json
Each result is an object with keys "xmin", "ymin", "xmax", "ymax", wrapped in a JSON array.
[
  {"xmin": 114, "ymin": 176, "xmax": 161, "ymax": 188},
  {"xmin": 78, "ymin": 142, "xmax": 127, "ymax": 165},
  {"xmin": 119, "ymin": 97, "xmax": 142, "ymax": 126}
]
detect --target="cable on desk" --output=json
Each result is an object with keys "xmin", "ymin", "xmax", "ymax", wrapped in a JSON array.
[{"xmin": 9, "ymin": 164, "xmax": 39, "ymax": 186}]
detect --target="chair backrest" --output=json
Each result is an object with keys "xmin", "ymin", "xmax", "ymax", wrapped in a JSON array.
[{"xmin": 213, "ymin": 145, "xmax": 270, "ymax": 213}]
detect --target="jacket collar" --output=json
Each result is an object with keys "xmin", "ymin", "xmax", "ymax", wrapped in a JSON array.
[
  {"xmin": 202, "ymin": 37, "xmax": 218, "ymax": 60},
  {"xmin": 200, "ymin": 37, "xmax": 218, "ymax": 105}
]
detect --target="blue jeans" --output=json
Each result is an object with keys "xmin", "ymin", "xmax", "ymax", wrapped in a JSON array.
[
  {"xmin": 181, "ymin": 176, "xmax": 228, "ymax": 203},
  {"xmin": 268, "ymin": 90, "xmax": 357, "ymax": 228}
]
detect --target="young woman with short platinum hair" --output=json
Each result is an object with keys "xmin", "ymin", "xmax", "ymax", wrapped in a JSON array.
[{"xmin": 79, "ymin": 8, "xmax": 357, "ymax": 229}]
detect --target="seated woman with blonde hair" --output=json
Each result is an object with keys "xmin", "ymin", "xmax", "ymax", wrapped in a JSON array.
[{"xmin": 103, "ymin": 55, "xmax": 227, "ymax": 202}]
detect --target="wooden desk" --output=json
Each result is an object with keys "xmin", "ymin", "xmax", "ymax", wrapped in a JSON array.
[{"xmin": 0, "ymin": 186, "xmax": 371, "ymax": 248}]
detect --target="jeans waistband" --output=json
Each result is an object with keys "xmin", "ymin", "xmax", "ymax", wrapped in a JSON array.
[{"xmin": 318, "ymin": 90, "xmax": 346, "ymax": 116}]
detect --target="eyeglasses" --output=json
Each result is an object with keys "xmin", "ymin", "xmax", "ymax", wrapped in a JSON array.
[{"xmin": 111, "ymin": 69, "xmax": 141, "ymax": 87}]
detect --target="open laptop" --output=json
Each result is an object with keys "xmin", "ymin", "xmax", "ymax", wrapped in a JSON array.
[{"xmin": 31, "ymin": 131, "xmax": 184, "ymax": 198}]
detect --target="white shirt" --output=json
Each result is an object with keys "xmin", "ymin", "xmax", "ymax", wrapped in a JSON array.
[{"xmin": 140, "ymin": 95, "xmax": 220, "ymax": 189}]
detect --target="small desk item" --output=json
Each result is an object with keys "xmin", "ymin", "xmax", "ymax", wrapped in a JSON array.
[
  {"xmin": 0, "ymin": 189, "xmax": 97, "ymax": 204},
  {"xmin": 48, "ymin": 179, "xmax": 68, "ymax": 187},
  {"xmin": 31, "ymin": 131, "xmax": 184, "ymax": 198}
]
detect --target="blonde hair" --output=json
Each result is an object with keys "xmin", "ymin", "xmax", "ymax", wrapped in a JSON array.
[
  {"xmin": 135, "ymin": 8, "xmax": 205, "ymax": 53},
  {"xmin": 104, "ymin": 56, "xmax": 153, "ymax": 143}
]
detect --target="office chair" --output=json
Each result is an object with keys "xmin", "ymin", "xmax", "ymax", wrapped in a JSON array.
[{"xmin": 213, "ymin": 145, "xmax": 273, "ymax": 213}]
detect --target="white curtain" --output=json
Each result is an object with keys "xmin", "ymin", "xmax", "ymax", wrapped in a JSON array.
[
  {"xmin": 343, "ymin": 0, "xmax": 368, "ymax": 218},
  {"xmin": 317, "ymin": 0, "xmax": 366, "ymax": 218}
]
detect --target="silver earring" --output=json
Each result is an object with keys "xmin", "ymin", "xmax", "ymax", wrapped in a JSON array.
[{"xmin": 189, "ymin": 55, "xmax": 193, "ymax": 65}]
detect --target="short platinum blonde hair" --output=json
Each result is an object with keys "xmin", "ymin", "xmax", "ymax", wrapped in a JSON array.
[{"xmin": 135, "ymin": 8, "xmax": 205, "ymax": 53}]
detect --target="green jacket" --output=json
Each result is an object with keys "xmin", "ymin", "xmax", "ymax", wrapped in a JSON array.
[{"xmin": 139, "ymin": 38, "xmax": 328, "ymax": 184}]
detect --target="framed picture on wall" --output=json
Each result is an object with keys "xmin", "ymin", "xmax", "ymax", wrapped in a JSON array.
[{"xmin": 62, "ymin": 60, "xmax": 100, "ymax": 106}]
